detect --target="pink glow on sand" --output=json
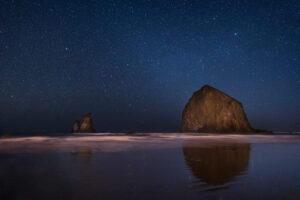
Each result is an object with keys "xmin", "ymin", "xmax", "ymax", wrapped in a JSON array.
[{"xmin": 0, "ymin": 133, "xmax": 299, "ymax": 153}]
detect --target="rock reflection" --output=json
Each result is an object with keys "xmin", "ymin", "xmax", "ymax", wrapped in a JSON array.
[
  {"xmin": 71, "ymin": 147, "xmax": 93, "ymax": 164},
  {"xmin": 183, "ymin": 142, "xmax": 250, "ymax": 186}
]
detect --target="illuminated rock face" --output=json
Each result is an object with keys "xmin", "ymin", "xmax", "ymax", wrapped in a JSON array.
[
  {"xmin": 79, "ymin": 113, "xmax": 96, "ymax": 133},
  {"xmin": 181, "ymin": 85, "xmax": 253, "ymax": 133},
  {"xmin": 183, "ymin": 142, "xmax": 250, "ymax": 185},
  {"xmin": 71, "ymin": 120, "xmax": 80, "ymax": 133}
]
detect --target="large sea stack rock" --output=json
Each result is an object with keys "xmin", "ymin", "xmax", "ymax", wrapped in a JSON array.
[
  {"xmin": 80, "ymin": 113, "xmax": 96, "ymax": 133},
  {"xmin": 181, "ymin": 85, "xmax": 253, "ymax": 133},
  {"xmin": 71, "ymin": 120, "xmax": 80, "ymax": 133}
]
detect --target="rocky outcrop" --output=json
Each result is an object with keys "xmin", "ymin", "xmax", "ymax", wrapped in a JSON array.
[
  {"xmin": 71, "ymin": 120, "xmax": 80, "ymax": 133},
  {"xmin": 79, "ymin": 113, "xmax": 96, "ymax": 133},
  {"xmin": 181, "ymin": 85, "xmax": 253, "ymax": 133},
  {"xmin": 71, "ymin": 113, "xmax": 96, "ymax": 133}
]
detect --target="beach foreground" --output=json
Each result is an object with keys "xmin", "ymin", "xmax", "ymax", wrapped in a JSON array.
[{"xmin": 0, "ymin": 133, "xmax": 300, "ymax": 199}]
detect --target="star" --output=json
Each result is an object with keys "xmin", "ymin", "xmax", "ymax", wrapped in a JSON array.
[{"xmin": 0, "ymin": 0, "xmax": 299, "ymax": 132}]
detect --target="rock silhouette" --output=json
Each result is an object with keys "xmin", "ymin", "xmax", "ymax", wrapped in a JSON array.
[
  {"xmin": 71, "ymin": 120, "xmax": 80, "ymax": 133},
  {"xmin": 183, "ymin": 142, "xmax": 250, "ymax": 185},
  {"xmin": 79, "ymin": 113, "xmax": 96, "ymax": 133},
  {"xmin": 181, "ymin": 85, "xmax": 254, "ymax": 133}
]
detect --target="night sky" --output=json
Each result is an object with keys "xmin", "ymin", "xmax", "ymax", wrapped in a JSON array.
[{"xmin": 0, "ymin": 0, "xmax": 299, "ymax": 133}]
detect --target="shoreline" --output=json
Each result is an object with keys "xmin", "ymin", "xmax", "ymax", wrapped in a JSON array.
[{"xmin": 0, "ymin": 133, "xmax": 299, "ymax": 154}]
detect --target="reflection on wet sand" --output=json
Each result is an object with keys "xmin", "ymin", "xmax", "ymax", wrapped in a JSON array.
[
  {"xmin": 71, "ymin": 147, "xmax": 93, "ymax": 164},
  {"xmin": 183, "ymin": 142, "xmax": 251, "ymax": 186}
]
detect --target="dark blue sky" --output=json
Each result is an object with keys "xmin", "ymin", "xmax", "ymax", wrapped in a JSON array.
[{"xmin": 0, "ymin": 0, "xmax": 299, "ymax": 133}]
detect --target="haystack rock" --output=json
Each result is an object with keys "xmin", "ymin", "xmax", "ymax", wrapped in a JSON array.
[
  {"xmin": 181, "ymin": 85, "xmax": 254, "ymax": 133},
  {"xmin": 71, "ymin": 120, "xmax": 80, "ymax": 133},
  {"xmin": 80, "ymin": 113, "xmax": 96, "ymax": 133}
]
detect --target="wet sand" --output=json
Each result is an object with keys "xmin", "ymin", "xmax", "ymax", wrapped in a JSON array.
[
  {"xmin": 0, "ymin": 133, "xmax": 300, "ymax": 200},
  {"xmin": 0, "ymin": 133, "xmax": 299, "ymax": 153}
]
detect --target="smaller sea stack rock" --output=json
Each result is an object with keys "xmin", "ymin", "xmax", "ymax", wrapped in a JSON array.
[
  {"xmin": 181, "ymin": 85, "xmax": 254, "ymax": 133},
  {"xmin": 71, "ymin": 120, "xmax": 80, "ymax": 133},
  {"xmin": 80, "ymin": 113, "xmax": 96, "ymax": 133}
]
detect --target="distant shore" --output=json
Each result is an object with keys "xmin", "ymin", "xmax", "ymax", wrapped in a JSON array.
[
  {"xmin": 1, "ymin": 131, "xmax": 299, "ymax": 138},
  {"xmin": 0, "ymin": 133, "xmax": 300, "ymax": 154}
]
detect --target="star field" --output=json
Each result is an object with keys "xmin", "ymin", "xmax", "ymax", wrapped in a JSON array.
[{"xmin": 0, "ymin": 0, "xmax": 299, "ymax": 132}]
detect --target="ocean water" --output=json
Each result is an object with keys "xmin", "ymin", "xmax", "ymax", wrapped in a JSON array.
[{"xmin": 0, "ymin": 134, "xmax": 299, "ymax": 200}]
